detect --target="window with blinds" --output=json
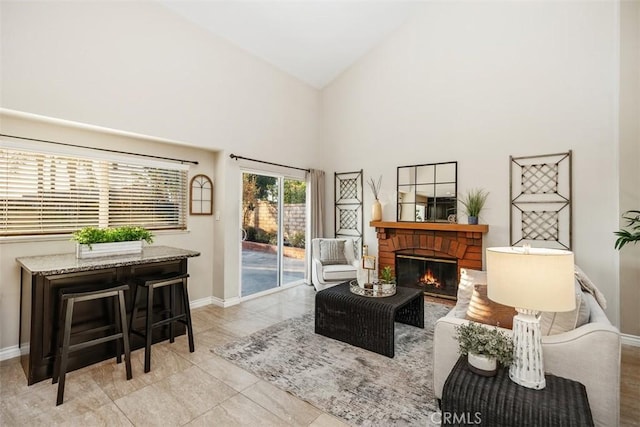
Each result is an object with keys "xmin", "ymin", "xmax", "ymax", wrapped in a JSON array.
[{"xmin": 0, "ymin": 147, "xmax": 188, "ymax": 236}]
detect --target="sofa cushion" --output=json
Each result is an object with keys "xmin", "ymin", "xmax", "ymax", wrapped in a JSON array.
[
  {"xmin": 540, "ymin": 279, "xmax": 590, "ymax": 336},
  {"xmin": 465, "ymin": 284, "xmax": 517, "ymax": 329},
  {"xmin": 454, "ymin": 269, "xmax": 487, "ymax": 318},
  {"xmin": 319, "ymin": 239, "xmax": 348, "ymax": 265},
  {"xmin": 322, "ymin": 264, "xmax": 357, "ymax": 281}
]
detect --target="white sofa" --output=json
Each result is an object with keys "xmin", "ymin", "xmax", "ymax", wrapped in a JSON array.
[
  {"xmin": 433, "ymin": 291, "xmax": 621, "ymax": 427},
  {"xmin": 311, "ymin": 238, "xmax": 359, "ymax": 291}
]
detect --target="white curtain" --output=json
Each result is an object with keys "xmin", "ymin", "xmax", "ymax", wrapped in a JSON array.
[{"xmin": 305, "ymin": 169, "xmax": 325, "ymax": 284}]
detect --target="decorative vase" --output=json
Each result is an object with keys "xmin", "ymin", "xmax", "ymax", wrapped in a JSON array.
[
  {"xmin": 371, "ymin": 199, "xmax": 382, "ymax": 221},
  {"xmin": 467, "ymin": 352, "xmax": 497, "ymax": 377},
  {"xmin": 467, "ymin": 216, "xmax": 478, "ymax": 225}
]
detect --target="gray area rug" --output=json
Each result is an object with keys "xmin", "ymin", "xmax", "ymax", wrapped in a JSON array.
[{"xmin": 212, "ymin": 301, "xmax": 451, "ymax": 426}]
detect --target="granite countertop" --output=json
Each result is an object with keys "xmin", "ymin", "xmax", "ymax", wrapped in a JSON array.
[{"xmin": 16, "ymin": 245, "xmax": 201, "ymax": 275}]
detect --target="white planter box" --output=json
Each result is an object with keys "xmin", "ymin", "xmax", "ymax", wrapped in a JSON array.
[{"xmin": 76, "ymin": 241, "xmax": 143, "ymax": 259}]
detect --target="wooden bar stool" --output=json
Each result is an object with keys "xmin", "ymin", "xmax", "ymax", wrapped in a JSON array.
[
  {"xmin": 52, "ymin": 282, "xmax": 132, "ymax": 406},
  {"xmin": 129, "ymin": 272, "xmax": 194, "ymax": 373}
]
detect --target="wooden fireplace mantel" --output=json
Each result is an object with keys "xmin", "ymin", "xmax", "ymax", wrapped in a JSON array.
[{"xmin": 369, "ymin": 221, "xmax": 488, "ymax": 233}]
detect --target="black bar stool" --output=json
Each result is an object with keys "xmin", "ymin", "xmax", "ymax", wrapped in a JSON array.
[
  {"xmin": 52, "ymin": 282, "xmax": 132, "ymax": 406},
  {"xmin": 129, "ymin": 272, "xmax": 194, "ymax": 373}
]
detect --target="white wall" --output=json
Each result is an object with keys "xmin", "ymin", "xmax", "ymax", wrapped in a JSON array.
[
  {"xmin": 619, "ymin": 0, "xmax": 640, "ymax": 336},
  {"xmin": 0, "ymin": 1, "xmax": 320, "ymax": 352},
  {"xmin": 321, "ymin": 2, "xmax": 620, "ymax": 322}
]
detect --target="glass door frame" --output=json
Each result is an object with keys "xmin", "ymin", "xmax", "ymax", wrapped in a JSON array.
[{"xmin": 239, "ymin": 168, "xmax": 306, "ymax": 299}]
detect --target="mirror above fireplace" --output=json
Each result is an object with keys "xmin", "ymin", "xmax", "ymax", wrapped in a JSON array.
[{"xmin": 397, "ymin": 161, "xmax": 457, "ymax": 222}]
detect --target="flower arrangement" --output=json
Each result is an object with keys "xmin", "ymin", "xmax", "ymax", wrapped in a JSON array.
[
  {"xmin": 367, "ymin": 176, "xmax": 382, "ymax": 201},
  {"xmin": 72, "ymin": 226, "xmax": 154, "ymax": 249},
  {"xmin": 614, "ymin": 210, "xmax": 640, "ymax": 250},
  {"xmin": 455, "ymin": 322, "xmax": 513, "ymax": 366}
]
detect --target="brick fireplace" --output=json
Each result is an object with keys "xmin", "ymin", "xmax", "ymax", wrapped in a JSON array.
[{"xmin": 371, "ymin": 221, "xmax": 489, "ymax": 299}]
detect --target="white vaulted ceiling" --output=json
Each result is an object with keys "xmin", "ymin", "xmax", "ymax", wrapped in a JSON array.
[{"xmin": 160, "ymin": 1, "xmax": 422, "ymax": 89}]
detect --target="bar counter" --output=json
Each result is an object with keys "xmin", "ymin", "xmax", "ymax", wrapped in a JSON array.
[{"xmin": 17, "ymin": 246, "xmax": 200, "ymax": 385}]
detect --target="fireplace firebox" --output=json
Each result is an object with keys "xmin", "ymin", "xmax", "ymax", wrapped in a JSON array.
[{"xmin": 396, "ymin": 254, "xmax": 458, "ymax": 299}]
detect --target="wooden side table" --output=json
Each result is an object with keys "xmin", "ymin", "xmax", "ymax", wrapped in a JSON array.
[{"xmin": 441, "ymin": 357, "xmax": 594, "ymax": 426}]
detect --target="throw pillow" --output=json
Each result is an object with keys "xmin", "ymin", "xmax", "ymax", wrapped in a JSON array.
[
  {"xmin": 319, "ymin": 240, "xmax": 348, "ymax": 265},
  {"xmin": 539, "ymin": 279, "xmax": 591, "ymax": 336},
  {"xmin": 454, "ymin": 268, "xmax": 487, "ymax": 318},
  {"xmin": 465, "ymin": 284, "xmax": 517, "ymax": 329}
]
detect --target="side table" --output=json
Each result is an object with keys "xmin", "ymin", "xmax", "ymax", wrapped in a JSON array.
[{"xmin": 441, "ymin": 356, "xmax": 594, "ymax": 426}]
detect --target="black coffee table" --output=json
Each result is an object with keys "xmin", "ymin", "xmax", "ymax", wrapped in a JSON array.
[{"xmin": 314, "ymin": 281, "xmax": 424, "ymax": 357}]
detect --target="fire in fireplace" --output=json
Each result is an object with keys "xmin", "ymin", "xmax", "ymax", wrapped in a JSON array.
[{"xmin": 396, "ymin": 254, "xmax": 458, "ymax": 299}]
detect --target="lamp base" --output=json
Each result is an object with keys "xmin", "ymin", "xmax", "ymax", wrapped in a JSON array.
[{"xmin": 509, "ymin": 308, "xmax": 546, "ymax": 390}]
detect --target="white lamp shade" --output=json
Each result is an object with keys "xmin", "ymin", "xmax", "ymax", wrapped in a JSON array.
[{"xmin": 487, "ymin": 247, "xmax": 576, "ymax": 312}]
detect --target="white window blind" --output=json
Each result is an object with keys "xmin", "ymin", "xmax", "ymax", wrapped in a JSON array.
[{"xmin": 1, "ymin": 147, "xmax": 188, "ymax": 236}]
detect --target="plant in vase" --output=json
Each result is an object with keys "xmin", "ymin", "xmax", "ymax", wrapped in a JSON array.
[
  {"xmin": 459, "ymin": 188, "xmax": 489, "ymax": 225},
  {"xmin": 379, "ymin": 266, "xmax": 396, "ymax": 284},
  {"xmin": 72, "ymin": 226, "xmax": 154, "ymax": 258},
  {"xmin": 614, "ymin": 210, "xmax": 640, "ymax": 250},
  {"xmin": 367, "ymin": 175, "xmax": 382, "ymax": 222},
  {"xmin": 454, "ymin": 322, "xmax": 513, "ymax": 376}
]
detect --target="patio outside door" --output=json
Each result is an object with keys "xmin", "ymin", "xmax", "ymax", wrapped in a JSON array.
[{"xmin": 241, "ymin": 172, "xmax": 306, "ymax": 297}]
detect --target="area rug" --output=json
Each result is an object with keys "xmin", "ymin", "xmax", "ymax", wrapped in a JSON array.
[{"xmin": 212, "ymin": 302, "xmax": 450, "ymax": 426}]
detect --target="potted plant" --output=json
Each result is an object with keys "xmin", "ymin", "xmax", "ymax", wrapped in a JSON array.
[
  {"xmin": 367, "ymin": 175, "xmax": 382, "ymax": 222},
  {"xmin": 454, "ymin": 322, "xmax": 513, "ymax": 376},
  {"xmin": 614, "ymin": 210, "xmax": 640, "ymax": 250},
  {"xmin": 379, "ymin": 265, "xmax": 396, "ymax": 284},
  {"xmin": 72, "ymin": 226, "xmax": 154, "ymax": 259},
  {"xmin": 459, "ymin": 188, "xmax": 489, "ymax": 225}
]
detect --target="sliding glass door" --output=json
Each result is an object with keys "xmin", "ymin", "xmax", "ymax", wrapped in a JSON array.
[{"xmin": 241, "ymin": 172, "xmax": 306, "ymax": 297}]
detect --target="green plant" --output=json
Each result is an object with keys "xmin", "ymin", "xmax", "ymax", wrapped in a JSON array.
[
  {"xmin": 615, "ymin": 210, "xmax": 640, "ymax": 250},
  {"xmin": 72, "ymin": 226, "xmax": 154, "ymax": 248},
  {"xmin": 288, "ymin": 232, "xmax": 305, "ymax": 248},
  {"xmin": 379, "ymin": 266, "xmax": 395, "ymax": 284},
  {"xmin": 459, "ymin": 188, "xmax": 489, "ymax": 217},
  {"xmin": 455, "ymin": 322, "xmax": 513, "ymax": 366}
]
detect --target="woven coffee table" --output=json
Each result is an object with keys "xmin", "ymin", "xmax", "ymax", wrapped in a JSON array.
[{"xmin": 315, "ymin": 281, "xmax": 424, "ymax": 357}]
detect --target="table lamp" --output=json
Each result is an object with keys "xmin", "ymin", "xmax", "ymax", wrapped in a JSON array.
[{"xmin": 486, "ymin": 245, "xmax": 575, "ymax": 390}]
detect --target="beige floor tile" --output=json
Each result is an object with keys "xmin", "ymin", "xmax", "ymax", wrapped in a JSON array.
[
  {"xmin": 114, "ymin": 382, "xmax": 194, "ymax": 426},
  {"xmin": 57, "ymin": 402, "xmax": 133, "ymax": 426},
  {"xmin": 242, "ymin": 380, "xmax": 322, "ymax": 427},
  {"xmin": 130, "ymin": 341, "xmax": 195, "ymax": 384},
  {"xmin": 309, "ymin": 413, "xmax": 351, "ymax": 427},
  {"xmin": 218, "ymin": 312, "xmax": 283, "ymax": 337},
  {"xmin": 157, "ymin": 365, "xmax": 236, "ymax": 412},
  {"xmin": 1, "ymin": 370, "xmax": 111, "ymax": 425},
  {"xmin": 186, "ymin": 394, "xmax": 292, "ymax": 427},
  {"xmin": 168, "ymin": 325, "xmax": 238, "ymax": 365},
  {"xmin": 112, "ymin": 365, "xmax": 232, "ymax": 427},
  {"xmin": 0, "ymin": 358, "xmax": 32, "ymax": 398},
  {"xmin": 196, "ymin": 354, "xmax": 259, "ymax": 392},
  {"xmin": 85, "ymin": 351, "xmax": 153, "ymax": 401}
]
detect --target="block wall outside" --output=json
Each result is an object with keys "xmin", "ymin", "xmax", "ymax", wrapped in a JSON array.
[{"xmin": 244, "ymin": 201, "xmax": 306, "ymax": 238}]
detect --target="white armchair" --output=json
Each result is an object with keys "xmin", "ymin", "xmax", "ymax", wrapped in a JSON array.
[{"xmin": 311, "ymin": 238, "xmax": 359, "ymax": 291}]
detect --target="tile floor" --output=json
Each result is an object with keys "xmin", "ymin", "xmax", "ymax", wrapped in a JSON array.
[{"xmin": 0, "ymin": 284, "xmax": 638, "ymax": 426}]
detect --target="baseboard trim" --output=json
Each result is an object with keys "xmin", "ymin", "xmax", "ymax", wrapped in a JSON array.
[
  {"xmin": 190, "ymin": 296, "xmax": 214, "ymax": 309},
  {"xmin": 0, "ymin": 345, "xmax": 23, "ymax": 362},
  {"xmin": 621, "ymin": 333, "xmax": 640, "ymax": 347},
  {"xmin": 211, "ymin": 296, "xmax": 241, "ymax": 308}
]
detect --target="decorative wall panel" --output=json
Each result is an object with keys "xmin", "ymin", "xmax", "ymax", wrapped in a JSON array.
[
  {"xmin": 335, "ymin": 170, "xmax": 363, "ymax": 257},
  {"xmin": 510, "ymin": 151, "xmax": 572, "ymax": 250}
]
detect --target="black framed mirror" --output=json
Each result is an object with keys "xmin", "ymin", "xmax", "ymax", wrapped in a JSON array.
[{"xmin": 397, "ymin": 161, "xmax": 457, "ymax": 222}]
